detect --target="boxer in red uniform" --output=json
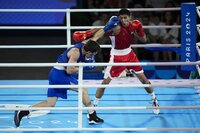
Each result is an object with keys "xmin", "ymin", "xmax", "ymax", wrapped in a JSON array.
[{"xmin": 73, "ymin": 9, "xmax": 159, "ymax": 114}]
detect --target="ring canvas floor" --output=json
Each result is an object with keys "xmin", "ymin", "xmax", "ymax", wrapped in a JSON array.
[{"xmin": 0, "ymin": 78, "xmax": 200, "ymax": 133}]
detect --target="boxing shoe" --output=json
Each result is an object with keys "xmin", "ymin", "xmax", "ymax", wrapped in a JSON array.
[
  {"xmin": 14, "ymin": 110, "xmax": 30, "ymax": 127},
  {"xmin": 152, "ymin": 97, "xmax": 160, "ymax": 115},
  {"xmin": 88, "ymin": 111, "xmax": 104, "ymax": 124}
]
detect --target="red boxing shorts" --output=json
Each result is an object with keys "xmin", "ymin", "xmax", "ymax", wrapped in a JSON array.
[{"xmin": 104, "ymin": 50, "xmax": 143, "ymax": 79}]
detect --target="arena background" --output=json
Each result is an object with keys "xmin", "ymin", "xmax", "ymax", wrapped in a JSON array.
[{"xmin": 0, "ymin": 0, "xmax": 199, "ymax": 79}]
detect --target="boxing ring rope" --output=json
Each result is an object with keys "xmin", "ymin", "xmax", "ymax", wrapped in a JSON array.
[
  {"xmin": 0, "ymin": 44, "xmax": 181, "ymax": 48},
  {"xmin": 0, "ymin": 7, "xmax": 181, "ymax": 48},
  {"xmin": 197, "ymin": 42, "xmax": 200, "ymax": 47},
  {"xmin": 0, "ymin": 25, "xmax": 181, "ymax": 30},
  {"xmin": 0, "ymin": 4, "xmax": 200, "ymax": 132},
  {"xmin": 0, "ymin": 8, "xmax": 181, "ymax": 12},
  {"xmin": 0, "ymin": 62, "xmax": 199, "ymax": 67},
  {"xmin": 1, "ymin": 127, "xmax": 200, "ymax": 132},
  {"xmin": 0, "ymin": 83, "xmax": 199, "ymax": 89},
  {"xmin": 197, "ymin": 6, "xmax": 200, "ymax": 18},
  {"xmin": 1, "ymin": 105, "xmax": 200, "ymax": 111}
]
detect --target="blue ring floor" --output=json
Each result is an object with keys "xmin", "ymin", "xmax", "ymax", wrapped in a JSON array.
[{"xmin": 0, "ymin": 78, "xmax": 200, "ymax": 133}]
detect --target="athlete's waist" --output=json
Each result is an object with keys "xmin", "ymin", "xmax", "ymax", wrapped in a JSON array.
[
  {"xmin": 111, "ymin": 47, "xmax": 132, "ymax": 55},
  {"xmin": 53, "ymin": 65, "xmax": 65, "ymax": 70}
]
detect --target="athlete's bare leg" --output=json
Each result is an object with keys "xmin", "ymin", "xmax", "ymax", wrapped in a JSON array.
[
  {"xmin": 70, "ymin": 83, "xmax": 104, "ymax": 124},
  {"xmin": 71, "ymin": 87, "xmax": 91, "ymax": 107},
  {"xmin": 136, "ymin": 72, "xmax": 153, "ymax": 93},
  {"xmin": 32, "ymin": 97, "xmax": 58, "ymax": 107},
  {"xmin": 136, "ymin": 72, "xmax": 159, "ymax": 114},
  {"xmin": 95, "ymin": 77, "xmax": 112, "ymax": 99}
]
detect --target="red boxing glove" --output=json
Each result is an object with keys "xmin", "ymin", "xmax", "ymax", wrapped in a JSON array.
[
  {"xmin": 129, "ymin": 20, "xmax": 145, "ymax": 37},
  {"xmin": 73, "ymin": 30, "xmax": 93, "ymax": 42}
]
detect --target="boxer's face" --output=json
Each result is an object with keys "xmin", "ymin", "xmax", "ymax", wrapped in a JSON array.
[
  {"xmin": 85, "ymin": 51, "xmax": 97, "ymax": 59},
  {"xmin": 119, "ymin": 14, "xmax": 131, "ymax": 27}
]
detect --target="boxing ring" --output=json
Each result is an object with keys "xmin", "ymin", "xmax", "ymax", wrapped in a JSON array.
[{"xmin": 0, "ymin": 3, "xmax": 200, "ymax": 133}]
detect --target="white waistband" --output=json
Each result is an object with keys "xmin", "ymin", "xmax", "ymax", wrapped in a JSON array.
[
  {"xmin": 54, "ymin": 66, "xmax": 65, "ymax": 70},
  {"xmin": 110, "ymin": 47, "xmax": 131, "ymax": 55}
]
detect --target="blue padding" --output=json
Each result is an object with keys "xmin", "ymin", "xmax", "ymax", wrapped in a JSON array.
[
  {"xmin": 177, "ymin": 66, "xmax": 191, "ymax": 79},
  {"xmin": 145, "ymin": 47, "xmax": 181, "ymax": 55},
  {"xmin": 155, "ymin": 66, "xmax": 177, "ymax": 70},
  {"xmin": 155, "ymin": 70, "xmax": 176, "ymax": 79},
  {"xmin": 0, "ymin": 0, "xmax": 76, "ymax": 25},
  {"xmin": 141, "ymin": 60, "xmax": 156, "ymax": 70},
  {"xmin": 83, "ymin": 73, "xmax": 104, "ymax": 79},
  {"xmin": 71, "ymin": 72, "xmax": 104, "ymax": 80},
  {"xmin": 144, "ymin": 70, "xmax": 155, "ymax": 79}
]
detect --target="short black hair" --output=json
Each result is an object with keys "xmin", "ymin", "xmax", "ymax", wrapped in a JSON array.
[
  {"xmin": 118, "ymin": 8, "xmax": 131, "ymax": 16},
  {"xmin": 84, "ymin": 40, "xmax": 100, "ymax": 53}
]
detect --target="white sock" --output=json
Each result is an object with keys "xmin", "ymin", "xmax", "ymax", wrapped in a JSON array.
[
  {"xmin": 88, "ymin": 104, "xmax": 94, "ymax": 114},
  {"xmin": 150, "ymin": 92, "xmax": 156, "ymax": 100},
  {"xmin": 93, "ymin": 97, "xmax": 100, "ymax": 106}
]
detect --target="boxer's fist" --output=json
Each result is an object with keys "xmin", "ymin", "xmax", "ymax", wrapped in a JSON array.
[
  {"xmin": 73, "ymin": 30, "xmax": 93, "ymax": 42},
  {"xmin": 129, "ymin": 20, "xmax": 145, "ymax": 37},
  {"xmin": 103, "ymin": 16, "xmax": 119, "ymax": 32}
]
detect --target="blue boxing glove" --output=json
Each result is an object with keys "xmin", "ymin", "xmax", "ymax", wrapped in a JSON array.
[
  {"xmin": 103, "ymin": 16, "xmax": 120, "ymax": 32},
  {"xmin": 83, "ymin": 55, "xmax": 96, "ymax": 70}
]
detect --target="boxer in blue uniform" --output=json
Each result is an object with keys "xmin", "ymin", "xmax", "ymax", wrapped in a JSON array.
[
  {"xmin": 14, "ymin": 16, "xmax": 121, "ymax": 127},
  {"xmin": 14, "ymin": 40, "xmax": 103, "ymax": 127}
]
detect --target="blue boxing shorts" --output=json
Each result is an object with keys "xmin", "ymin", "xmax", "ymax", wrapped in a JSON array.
[{"xmin": 47, "ymin": 67, "xmax": 78, "ymax": 99}]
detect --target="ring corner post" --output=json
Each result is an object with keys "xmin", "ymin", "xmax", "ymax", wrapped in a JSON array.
[{"xmin": 181, "ymin": 3, "xmax": 196, "ymax": 71}]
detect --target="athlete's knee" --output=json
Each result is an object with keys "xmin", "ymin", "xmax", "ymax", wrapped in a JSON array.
[
  {"xmin": 145, "ymin": 80, "xmax": 151, "ymax": 84},
  {"xmin": 140, "ymin": 79, "xmax": 151, "ymax": 84},
  {"xmin": 47, "ymin": 102, "xmax": 56, "ymax": 107},
  {"xmin": 95, "ymin": 87, "xmax": 106, "ymax": 98},
  {"xmin": 82, "ymin": 88, "xmax": 89, "ymax": 95},
  {"xmin": 50, "ymin": 104, "xmax": 55, "ymax": 107},
  {"xmin": 46, "ymin": 99, "xmax": 57, "ymax": 107},
  {"xmin": 102, "ymin": 78, "xmax": 111, "ymax": 84},
  {"xmin": 98, "ymin": 87, "xmax": 106, "ymax": 92}
]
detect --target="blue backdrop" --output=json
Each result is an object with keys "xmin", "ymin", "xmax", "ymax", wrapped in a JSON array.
[{"xmin": 0, "ymin": 0, "xmax": 77, "ymax": 25}]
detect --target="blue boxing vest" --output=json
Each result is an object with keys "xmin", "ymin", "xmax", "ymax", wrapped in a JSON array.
[
  {"xmin": 57, "ymin": 42, "xmax": 86, "ymax": 64},
  {"xmin": 47, "ymin": 42, "xmax": 86, "ymax": 99}
]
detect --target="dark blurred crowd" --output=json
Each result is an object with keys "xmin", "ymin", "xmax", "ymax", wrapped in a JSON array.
[{"xmin": 70, "ymin": 0, "xmax": 198, "ymax": 62}]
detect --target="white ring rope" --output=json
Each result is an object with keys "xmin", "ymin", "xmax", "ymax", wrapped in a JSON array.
[
  {"xmin": 196, "ymin": 45, "xmax": 200, "ymax": 56},
  {"xmin": 0, "ymin": 82, "xmax": 199, "ymax": 89},
  {"xmin": 197, "ymin": 6, "xmax": 200, "ymax": 18},
  {"xmin": 0, "ymin": 8, "xmax": 181, "ymax": 12},
  {"xmin": 0, "ymin": 127, "xmax": 199, "ymax": 132},
  {"xmin": 197, "ymin": 24, "xmax": 200, "ymax": 29},
  {"xmin": 0, "ymin": 44, "xmax": 181, "ymax": 49},
  {"xmin": 196, "ymin": 65, "xmax": 200, "ymax": 76},
  {"xmin": 1, "ymin": 106, "xmax": 200, "ymax": 111},
  {"xmin": 0, "ymin": 25, "xmax": 181, "ymax": 30},
  {"xmin": 0, "ymin": 62, "xmax": 199, "ymax": 67},
  {"xmin": 197, "ymin": 26, "xmax": 200, "ymax": 36}
]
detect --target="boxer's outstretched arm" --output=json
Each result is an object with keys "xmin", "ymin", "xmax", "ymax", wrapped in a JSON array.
[{"xmin": 90, "ymin": 29, "xmax": 105, "ymax": 42}]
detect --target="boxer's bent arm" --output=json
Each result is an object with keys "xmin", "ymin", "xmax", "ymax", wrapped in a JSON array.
[{"xmin": 90, "ymin": 29, "xmax": 105, "ymax": 41}]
